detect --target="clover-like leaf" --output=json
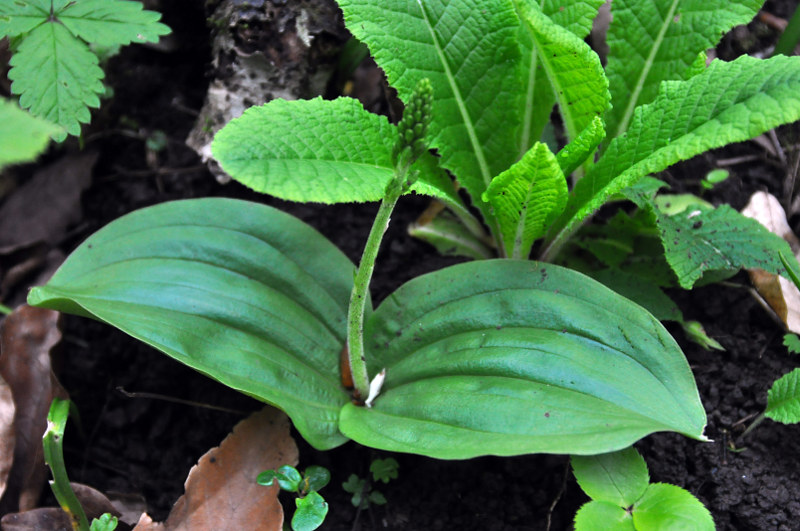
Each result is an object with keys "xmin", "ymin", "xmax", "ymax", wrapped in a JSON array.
[
  {"xmin": 340, "ymin": 260, "xmax": 707, "ymax": 459},
  {"xmin": 28, "ymin": 199, "xmax": 355, "ymax": 450}
]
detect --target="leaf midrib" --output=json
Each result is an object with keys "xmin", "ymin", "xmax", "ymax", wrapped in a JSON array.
[
  {"xmin": 612, "ymin": 0, "xmax": 680, "ymax": 138},
  {"xmin": 416, "ymin": 0, "xmax": 492, "ymax": 189}
]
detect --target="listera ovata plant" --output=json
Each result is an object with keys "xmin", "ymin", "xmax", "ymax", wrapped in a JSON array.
[{"xmin": 26, "ymin": 0, "xmax": 800, "ymax": 460}]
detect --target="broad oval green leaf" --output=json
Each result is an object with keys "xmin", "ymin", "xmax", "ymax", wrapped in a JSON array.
[
  {"xmin": 27, "ymin": 198, "xmax": 354, "ymax": 450},
  {"xmin": 572, "ymin": 447, "xmax": 649, "ymax": 507},
  {"xmin": 339, "ymin": 260, "xmax": 707, "ymax": 459}
]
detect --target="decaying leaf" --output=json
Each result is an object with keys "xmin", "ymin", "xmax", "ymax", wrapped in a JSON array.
[
  {"xmin": 0, "ymin": 306, "xmax": 66, "ymax": 516},
  {"xmin": 0, "ymin": 483, "xmax": 119, "ymax": 531},
  {"xmin": 133, "ymin": 407, "xmax": 298, "ymax": 531},
  {"xmin": 741, "ymin": 192, "xmax": 800, "ymax": 333}
]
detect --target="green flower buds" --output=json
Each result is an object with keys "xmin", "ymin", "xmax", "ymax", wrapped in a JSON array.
[{"xmin": 392, "ymin": 78, "xmax": 433, "ymax": 168}]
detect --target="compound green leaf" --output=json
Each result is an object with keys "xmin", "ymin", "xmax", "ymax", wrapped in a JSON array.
[
  {"xmin": 605, "ymin": 0, "xmax": 762, "ymax": 143},
  {"xmin": 339, "ymin": 260, "xmax": 707, "ymax": 459},
  {"xmin": 572, "ymin": 446, "xmax": 649, "ymax": 507},
  {"xmin": 546, "ymin": 55, "xmax": 800, "ymax": 259},
  {"xmin": 9, "ymin": 21, "xmax": 104, "ymax": 140},
  {"xmin": 0, "ymin": 98, "xmax": 61, "ymax": 168},
  {"xmin": 338, "ymin": 0, "xmax": 524, "ymax": 225},
  {"xmin": 633, "ymin": 483, "xmax": 714, "ymax": 531},
  {"xmin": 483, "ymin": 142, "xmax": 567, "ymax": 258},
  {"xmin": 0, "ymin": 0, "xmax": 48, "ymax": 37},
  {"xmin": 515, "ymin": 0, "xmax": 604, "ymax": 154},
  {"xmin": 649, "ymin": 204, "xmax": 794, "ymax": 289},
  {"xmin": 211, "ymin": 97, "xmax": 459, "ymax": 206},
  {"xmin": 27, "ymin": 198, "xmax": 354, "ymax": 450},
  {"xmin": 766, "ymin": 368, "xmax": 800, "ymax": 424},
  {"xmin": 55, "ymin": 0, "xmax": 170, "ymax": 47},
  {"xmin": 574, "ymin": 501, "xmax": 634, "ymax": 531},
  {"xmin": 515, "ymin": 1, "xmax": 609, "ymax": 145}
]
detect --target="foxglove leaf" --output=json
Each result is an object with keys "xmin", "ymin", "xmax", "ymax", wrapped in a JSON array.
[
  {"xmin": 546, "ymin": 55, "xmax": 800, "ymax": 258},
  {"xmin": 28, "ymin": 199, "xmax": 355, "ymax": 450},
  {"xmin": 516, "ymin": 0, "xmax": 604, "ymax": 154},
  {"xmin": 515, "ymin": 1, "xmax": 609, "ymax": 145},
  {"xmin": 483, "ymin": 142, "xmax": 567, "ymax": 258},
  {"xmin": 604, "ymin": 0, "xmax": 762, "ymax": 142},
  {"xmin": 338, "ymin": 0, "xmax": 524, "ymax": 224},
  {"xmin": 9, "ymin": 22, "xmax": 104, "ymax": 140},
  {"xmin": 556, "ymin": 116, "xmax": 605, "ymax": 177},
  {"xmin": 212, "ymin": 97, "xmax": 463, "ymax": 208},
  {"xmin": 340, "ymin": 260, "xmax": 707, "ymax": 459}
]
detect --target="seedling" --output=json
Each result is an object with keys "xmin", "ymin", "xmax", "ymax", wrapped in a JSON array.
[
  {"xmin": 369, "ymin": 458, "xmax": 399, "ymax": 484},
  {"xmin": 0, "ymin": 0, "xmax": 170, "ymax": 140},
  {"xmin": 572, "ymin": 446, "xmax": 713, "ymax": 530},
  {"xmin": 257, "ymin": 465, "xmax": 331, "ymax": 531},
  {"xmin": 44, "ymin": 398, "xmax": 118, "ymax": 531}
]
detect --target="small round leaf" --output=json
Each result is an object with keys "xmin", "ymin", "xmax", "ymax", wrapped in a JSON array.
[
  {"xmin": 632, "ymin": 483, "xmax": 714, "ymax": 530},
  {"xmin": 574, "ymin": 501, "xmax": 634, "ymax": 531},
  {"xmin": 293, "ymin": 491, "xmax": 328, "ymax": 531}
]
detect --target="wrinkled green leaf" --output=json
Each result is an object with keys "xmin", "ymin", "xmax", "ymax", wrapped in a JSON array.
[
  {"xmin": 340, "ymin": 260, "xmax": 707, "ymax": 459},
  {"xmin": 0, "ymin": 98, "xmax": 61, "ymax": 168},
  {"xmin": 766, "ymin": 368, "xmax": 800, "ymax": 424},
  {"xmin": 632, "ymin": 483, "xmax": 714, "ymax": 531},
  {"xmin": 515, "ymin": 0, "xmax": 604, "ymax": 153},
  {"xmin": 587, "ymin": 269, "xmax": 682, "ymax": 323},
  {"xmin": 27, "ymin": 198, "xmax": 354, "ymax": 450},
  {"xmin": 56, "ymin": 0, "xmax": 170, "ymax": 46},
  {"xmin": 90, "ymin": 514, "xmax": 118, "ymax": 531},
  {"xmin": 9, "ymin": 21, "xmax": 105, "ymax": 139},
  {"xmin": 574, "ymin": 501, "xmax": 635, "ymax": 531},
  {"xmin": 370, "ymin": 458, "xmax": 399, "ymax": 483},
  {"xmin": 572, "ymin": 447, "xmax": 649, "ymax": 507},
  {"xmin": 547, "ymin": 55, "xmax": 800, "ymax": 258},
  {"xmin": 556, "ymin": 116, "xmax": 606, "ymax": 178},
  {"xmin": 211, "ymin": 97, "xmax": 461, "ymax": 207},
  {"xmin": 604, "ymin": 0, "xmax": 762, "ymax": 142},
  {"xmin": 293, "ymin": 491, "xmax": 328, "ymax": 531},
  {"xmin": 515, "ymin": 0, "xmax": 609, "ymax": 144},
  {"xmin": 483, "ymin": 142, "xmax": 567, "ymax": 258},
  {"xmin": 339, "ymin": 0, "xmax": 524, "ymax": 225},
  {"xmin": 650, "ymin": 204, "xmax": 794, "ymax": 289}
]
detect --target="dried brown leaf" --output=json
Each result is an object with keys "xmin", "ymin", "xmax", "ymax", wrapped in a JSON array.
[
  {"xmin": 0, "ymin": 306, "xmax": 66, "ymax": 516},
  {"xmin": 742, "ymin": 191, "xmax": 800, "ymax": 332},
  {"xmin": 133, "ymin": 407, "xmax": 298, "ymax": 531}
]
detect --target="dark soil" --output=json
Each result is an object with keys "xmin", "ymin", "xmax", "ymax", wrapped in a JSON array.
[{"xmin": 3, "ymin": 1, "xmax": 800, "ymax": 529}]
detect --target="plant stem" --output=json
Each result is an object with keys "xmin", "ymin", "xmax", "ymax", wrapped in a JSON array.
[{"xmin": 346, "ymin": 173, "xmax": 405, "ymax": 400}]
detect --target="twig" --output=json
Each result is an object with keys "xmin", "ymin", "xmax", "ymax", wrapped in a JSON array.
[
  {"xmin": 545, "ymin": 458, "xmax": 570, "ymax": 531},
  {"xmin": 116, "ymin": 386, "xmax": 249, "ymax": 415}
]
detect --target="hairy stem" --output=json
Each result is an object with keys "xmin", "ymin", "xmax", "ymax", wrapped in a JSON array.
[{"xmin": 346, "ymin": 172, "xmax": 406, "ymax": 400}]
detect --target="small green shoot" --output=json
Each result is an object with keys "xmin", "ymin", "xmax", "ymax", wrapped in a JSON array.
[
  {"xmin": 342, "ymin": 474, "xmax": 386, "ymax": 509},
  {"xmin": 572, "ymin": 446, "xmax": 713, "ymax": 530},
  {"xmin": 701, "ymin": 169, "xmax": 730, "ymax": 191},
  {"xmin": 258, "ymin": 465, "xmax": 330, "ymax": 531},
  {"xmin": 44, "ymin": 398, "xmax": 118, "ymax": 531}
]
